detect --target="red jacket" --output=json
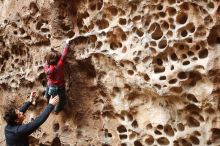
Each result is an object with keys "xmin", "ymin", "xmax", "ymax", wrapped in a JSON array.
[{"xmin": 44, "ymin": 44, "xmax": 69, "ymax": 87}]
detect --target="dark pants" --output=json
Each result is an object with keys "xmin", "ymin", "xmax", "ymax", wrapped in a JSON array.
[{"xmin": 45, "ymin": 85, "xmax": 66, "ymax": 113}]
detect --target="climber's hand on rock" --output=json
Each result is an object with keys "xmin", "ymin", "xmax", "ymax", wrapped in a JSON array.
[
  {"xmin": 65, "ymin": 39, "xmax": 70, "ymax": 44},
  {"xmin": 49, "ymin": 95, "xmax": 59, "ymax": 106},
  {"xmin": 29, "ymin": 91, "xmax": 37, "ymax": 105}
]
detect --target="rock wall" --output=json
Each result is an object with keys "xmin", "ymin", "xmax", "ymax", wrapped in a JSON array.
[{"xmin": 0, "ymin": 0, "xmax": 220, "ymax": 145}]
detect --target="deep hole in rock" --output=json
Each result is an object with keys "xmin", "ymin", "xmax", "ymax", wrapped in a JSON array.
[
  {"xmin": 129, "ymin": 132, "xmax": 137, "ymax": 140},
  {"xmin": 121, "ymin": 143, "xmax": 127, "ymax": 146},
  {"xmin": 61, "ymin": 23, "xmax": 70, "ymax": 31},
  {"xmin": 146, "ymin": 123, "xmax": 153, "ymax": 129},
  {"xmin": 157, "ymin": 137, "xmax": 170, "ymax": 145},
  {"xmin": 119, "ymin": 134, "xmax": 127, "ymax": 139},
  {"xmin": 13, "ymin": 30, "xmax": 18, "ymax": 35},
  {"xmin": 53, "ymin": 123, "xmax": 60, "ymax": 132},
  {"xmin": 28, "ymin": 136, "xmax": 39, "ymax": 145},
  {"xmin": 136, "ymin": 29, "xmax": 144, "ymax": 37},
  {"xmin": 168, "ymin": 0, "xmax": 176, "ymax": 5},
  {"xmin": 159, "ymin": 12, "xmax": 166, "ymax": 17},
  {"xmin": 23, "ymin": 36, "xmax": 31, "ymax": 40},
  {"xmin": 181, "ymin": 29, "xmax": 188, "ymax": 37},
  {"xmin": 134, "ymin": 140, "xmax": 143, "ymax": 146},
  {"xmin": 134, "ymin": 57, "xmax": 139, "ymax": 63},
  {"xmin": 177, "ymin": 123, "xmax": 185, "ymax": 131},
  {"xmin": 159, "ymin": 76, "xmax": 166, "ymax": 80},
  {"xmin": 195, "ymin": 25, "xmax": 206, "ymax": 37},
  {"xmin": 164, "ymin": 124, "xmax": 174, "ymax": 136},
  {"xmin": 170, "ymin": 53, "xmax": 178, "ymax": 61},
  {"xmin": 170, "ymin": 86, "xmax": 183, "ymax": 93},
  {"xmin": 204, "ymin": 15, "xmax": 213, "ymax": 25},
  {"xmin": 187, "ymin": 116, "xmax": 200, "ymax": 127},
  {"xmin": 171, "ymin": 65, "xmax": 174, "ymax": 70},
  {"xmin": 96, "ymin": 19, "xmax": 109, "ymax": 30},
  {"xmin": 95, "ymin": 41, "xmax": 103, "ymax": 49},
  {"xmin": 29, "ymin": 2, "xmax": 39, "ymax": 14},
  {"xmin": 102, "ymin": 144, "xmax": 110, "ymax": 146},
  {"xmin": 51, "ymin": 137, "xmax": 61, "ymax": 146},
  {"xmin": 145, "ymin": 135, "xmax": 154, "ymax": 145},
  {"xmin": 35, "ymin": 40, "xmax": 51, "ymax": 46},
  {"xmin": 156, "ymin": 58, "xmax": 163, "ymax": 66},
  {"xmin": 149, "ymin": 23, "xmax": 163, "ymax": 40},
  {"xmin": 176, "ymin": 12, "xmax": 188, "ymax": 24},
  {"xmin": 154, "ymin": 84, "xmax": 161, "ymax": 89},
  {"xmin": 36, "ymin": 20, "xmax": 44, "ymax": 30},
  {"xmin": 133, "ymin": 15, "xmax": 141, "ymax": 22},
  {"xmin": 11, "ymin": 22, "xmax": 17, "ymax": 28},
  {"xmin": 0, "ymin": 57, "xmax": 4, "ymax": 65},
  {"xmin": 207, "ymin": 2, "xmax": 215, "ymax": 9},
  {"xmin": 20, "ymin": 78, "xmax": 34, "ymax": 88},
  {"xmin": 144, "ymin": 74, "xmax": 150, "ymax": 81},
  {"xmin": 110, "ymin": 42, "xmax": 121, "ymax": 50},
  {"xmin": 97, "ymin": 0, "xmax": 103, "ymax": 10},
  {"xmin": 177, "ymin": 72, "xmax": 187, "ymax": 79},
  {"xmin": 192, "ymin": 57, "xmax": 198, "ymax": 61},
  {"xmin": 188, "ymin": 71, "xmax": 202, "ymax": 86},
  {"xmin": 161, "ymin": 21, "xmax": 169, "ymax": 30},
  {"xmin": 207, "ymin": 140, "xmax": 212, "ymax": 145},
  {"xmin": 128, "ymin": 2, "xmax": 137, "ymax": 14},
  {"xmin": 131, "ymin": 120, "xmax": 138, "ymax": 128},
  {"xmin": 158, "ymin": 39, "xmax": 167, "ymax": 49},
  {"xmin": 89, "ymin": 35, "xmax": 97, "ymax": 43},
  {"xmin": 155, "ymin": 129, "xmax": 162, "ymax": 135},
  {"xmin": 113, "ymin": 86, "xmax": 120, "ymax": 93},
  {"xmin": 127, "ymin": 113, "xmax": 133, "ymax": 121},
  {"xmin": 185, "ymin": 104, "xmax": 201, "ymax": 113},
  {"xmin": 117, "ymin": 125, "xmax": 127, "ymax": 133},
  {"xmin": 187, "ymin": 51, "xmax": 194, "ymax": 56},
  {"xmin": 143, "ymin": 16, "xmax": 151, "ymax": 27},
  {"xmin": 154, "ymin": 66, "xmax": 165, "ymax": 73},
  {"xmin": 169, "ymin": 78, "xmax": 177, "ymax": 84},
  {"xmin": 41, "ymin": 28, "xmax": 49, "ymax": 32},
  {"xmin": 167, "ymin": 30, "xmax": 173, "ymax": 37},
  {"xmin": 186, "ymin": 94, "xmax": 198, "ymax": 102},
  {"xmin": 180, "ymin": 138, "xmax": 192, "ymax": 146},
  {"xmin": 89, "ymin": 3, "xmax": 96, "ymax": 11},
  {"xmin": 179, "ymin": 2, "xmax": 189, "ymax": 10},
  {"xmin": 186, "ymin": 23, "xmax": 195, "ymax": 33},
  {"xmin": 19, "ymin": 28, "xmax": 25, "ymax": 34},
  {"xmin": 127, "ymin": 70, "xmax": 134, "ymax": 75},
  {"xmin": 66, "ymin": 30, "xmax": 75, "ymax": 38},
  {"xmin": 41, "ymin": 79, "xmax": 47, "ymax": 87},
  {"xmin": 198, "ymin": 49, "xmax": 208, "ymax": 59},
  {"xmin": 183, "ymin": 60, "xmax": 190, "ymax": 65},
  {"xmin": 119, "ymin": 18, "xmax": 127, "ymax": 25},
  {"xmin": 193, "ymin": 130, "xmax": 201, "ymax": 137},
  {"xmin": 157, "ymin": 124, "xmax": 163, "ymax": 129},
  {"xmin": 150, "ymin": 41, "xmax": 157, "ymax": 46},
  {"xmin": 212, "ymin": 128, "xmax": 220, "ymax": 135},
  {"xmin": 189, "ymin": 135, "xmax": 200, "ymax": 145},
  {"xmin": 3, "ymin": 51, "xmax": 10, "ymax": 60}
]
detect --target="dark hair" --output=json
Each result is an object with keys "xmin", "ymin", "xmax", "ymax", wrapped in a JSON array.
[
  {"xmin": 4, "ymin": 108, "xmax": 18, "ymax": 125},
  {"xmin": 45, "ymin": 49, "xmax": 61, "ymax": 66}
]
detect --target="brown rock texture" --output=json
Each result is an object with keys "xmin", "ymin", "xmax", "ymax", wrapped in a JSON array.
[{"xmin": 0, "ymin": 0, "xmax": 220, "ymax": 145}]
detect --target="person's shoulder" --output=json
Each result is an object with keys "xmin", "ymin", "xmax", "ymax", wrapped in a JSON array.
[{"xmin": 5, "ymin": 124, "xmax": 19, "ymax": 131}]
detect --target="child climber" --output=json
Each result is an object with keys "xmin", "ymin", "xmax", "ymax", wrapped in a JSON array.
[{"xmin": 44, "ymin": 39, "xmax": 71, "ymax": 113}]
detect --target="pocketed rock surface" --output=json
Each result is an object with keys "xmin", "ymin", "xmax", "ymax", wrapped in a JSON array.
[{"xmin": 0, "ymin": 0, "xmax": 220, "ymax": 145}]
